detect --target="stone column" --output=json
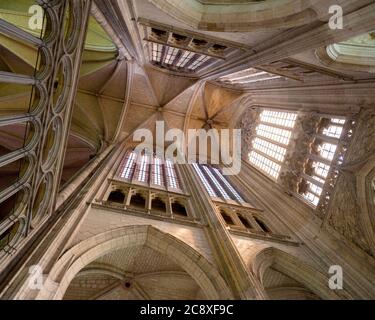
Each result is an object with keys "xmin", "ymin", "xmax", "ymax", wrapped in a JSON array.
[{"xmin": 178, "ymin": 164, "xmax": 267, "ymax": 300}]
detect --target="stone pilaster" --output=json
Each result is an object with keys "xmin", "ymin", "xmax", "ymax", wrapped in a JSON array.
[{"xmin": 178, "ymin": 164, "xmax": 267, "ymax": 300}]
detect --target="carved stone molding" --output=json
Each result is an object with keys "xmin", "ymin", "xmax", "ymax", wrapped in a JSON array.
[
  {"xmin": 238, "ymin": 106, "xmax": 259, "ymax": 160},
  {"xmin": 280, "ymin": 112, "xmax": 320, "ymax": 193},
  {"xmin": 0, "ymin": 0, "xmax": 93, "ymax": 262},
  {"xmin": 325, "ymin": 111, "xmax": 375, "ymax": 257}
]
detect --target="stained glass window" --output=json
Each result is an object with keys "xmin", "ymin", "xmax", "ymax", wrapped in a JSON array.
[
  {"xmin": 120, "ymin": 151, "xmax": 137, "ymax": 180},
  {"xmin": 152, "ymin": 156, "xmax": 164, "ymax": 186},
  {"xmin": 119, "ymin": 151, "xmax": 181, "ymax": 190},
  {"xmin": 192, "ymin": 164, "xmax": 245, "ymax": 203},
  {"xmin": 166, "ymin": 159, "xmax": 180, "ymax": 189},
  {"xmin": 202, "ymin": 166, "xmax": 231, "ymax": 200},
  {"xmin": 192, "ymin": 163, "xmax": 218, "ymax": 198},
  {"xmin": 212, "ymin": 168, "xmax": 245, "ymax": 202}
]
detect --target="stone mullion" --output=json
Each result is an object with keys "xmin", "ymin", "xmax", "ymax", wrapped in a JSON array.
[
  {"xmin": 239, "ymin": 108, "xmax": 260, "ymax": 160},
  {"xmin": 279, "ymin": 112, "xmax": 320, "ymax": 193},
  {"xmin": 301, "ymin": 173, "xmax": 324, "ymax": 189},
  {"xmin": 50, "ymin": 0, "xmax": 93, "ymax": 211},
  {"xmin": 246, "ymin": 214, "xmax": 264, "ymax": 233},
  {"xmin": 0, "ymin": 6, "xmax": 54, "ymax": 256},
  {"xmin": 1, "ymin": 142, "xmax": 124, "ymax": 299},
  {"xmin": 318, "ymin": 116, "xmax": 356, "ymax": 218},
  {"xmin": 26, "ymin": 0, "xmax": 93, "ymax": 232},
  {"xmin": 179, "ymin": 164, "xmax": 267, "ymax": 300},
  {"xmin": 27, "ymin": 0, "xmax": 65, "ymax": 228},
  {"xmin": 228, "ymin": 210, "xmax": 246, "ymax": 229}
]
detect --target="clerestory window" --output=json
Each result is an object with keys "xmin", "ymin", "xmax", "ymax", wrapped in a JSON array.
[
  {"xmin": 248, "ymin": 110, "xmax": 298, "ymax": 179},
  {"xmin": 192, "ymin": 163, "xmax": 245, "ymax": 203},
  {"xmin": 119, "ymin": 151, "xmax": 181, "ymax": 190}
]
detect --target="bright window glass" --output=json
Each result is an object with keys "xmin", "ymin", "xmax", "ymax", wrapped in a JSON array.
[
  {"xmin": 260, "ymin": 110, "xmax": 297, "ymax": 128},
  {"xmin": 252, "ymin": 138, "xmax": 287, "ymax": 162},
  {"xmin": 331, "ymin": 118, "xmax": 346, "ymax": 125},
  {"xmin": 212, "ymin": 168, "xmax": 244, "ymax": 202},
  {"xmin": 256, "ymin": 124, "xmax": 292, "ymax": 145},
  {"xmin": 320, "ymin": 143, "xmax": 337, "ymax": 161},
  {"xmin": 323, "ymin": 125, "xmax": 343, "ymax": 139},
  {"xmin": 188, "ymin": 55, "xmax": 211, "ymax": 70},
  {"xmin": 152, "ymin": 156, "xmax": 164, "ymax": 186},
  {"xmin": 176, "ymin": 51, "xmax": 195, "ymax": 68},
  {"xmin": 192, "ymin": 163, "xmax": 217, "ymax": 197},
  {"xmin": 249, "ymin": 151, "xmax": 281, "ymax": 179},
  {"xmin": 202, "ymin": 166, "xmax": 231, "ymax": 200},
  {"xmin": 302, "ymin": 116, "xmax": 346, "ymax": 207},
  {"xmin": 249, "ymin": 110, "xmax": 297, "ymax": 179},
  {"xmin": 120, "ymin": 151, "xmax": 137, "ymax": 179},
  {"xmin": 166, "ymin": 159, "xmax": 180, "ymax": 189},
  {"xmin": 136, "ymin": 154, "xmax": 149, "ymax": 183},
  {"xmin": 313, "ymin": 162, "xmax": 330, "ymax": 178},
  {"xmin": 151, "ymin": 43, "xmax": 163, "ymax": 62},
  {"xmin": 303, "ymin": 192, "xmax": 320, "ymax": 206},
  {"xmin": 164, "ymin": 47, "xmax": 179, "ymax": 65},
  {"xmin": 119, "ymin": 151, "xmax": 181, "ymax": 190}
]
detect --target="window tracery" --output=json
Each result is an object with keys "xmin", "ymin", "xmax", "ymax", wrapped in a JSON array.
[
  {"xmin": 299, "ymin": 117, "xmax": 347, "ymax": 207},
  {"xmin": 0, "ymin": 0, "xmax": 92, "ymax": 257},
  {"xmin": 248, "ymin": 110, "xmax": 298, "ymax": 179},
  {"xmin": 119, "ymin": 150, "xmax": 181, "ymax": 191},
  {"xmin": 192, "ymin": 163, "xmax": 245, "ymax": 204}
]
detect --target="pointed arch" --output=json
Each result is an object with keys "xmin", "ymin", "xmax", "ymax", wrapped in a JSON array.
[
  {"xmin": 247, "ymin": 246, "xmax": 344, "ymax": 300},
  {"xmin": 32, "ymin": 225, "xmax": 233, "ymax": 300}
]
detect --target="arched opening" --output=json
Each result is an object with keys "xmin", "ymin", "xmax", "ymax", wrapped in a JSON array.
[
  {"xmin": 220, "ymin": 210, "xmax": 234, "ymax": 226},
  {"xmin": 254, "ymin": 217, "xmax": 270, "ymax": 233},
  {"xmin": 151, "ymin": 197, "xmax": 166, "ymax": 213},
  {"xmin": 238, "ymin": 215, "xmax": 252, "ymax": 229},
  {"xmin": 130, "ymin": 193, "xmax": 146, "ymax": 210},
  {"xmin": 263, "ymin": 266, "xmax": 321, "ymax": 300},
  {"xmin": 63, "ymin": 246, "xmax": 205, "ymax": 300},
  {"xmin": 249, "ymin": 247, "xmax": 341, "ymax": 300},
  {"xmin": 33, "ymin": 226, "xmax": 232, "ymax": 300},
  {"xmin": 172, "ymin": 202, "xmax": 188, "ymax": 217},
  {"xmin": 107, "ymin": 189, "xmax": 125, "ymax": 204}
]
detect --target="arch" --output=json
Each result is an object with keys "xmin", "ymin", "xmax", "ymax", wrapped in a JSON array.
[
  {"xmin": 149, "ymin": 0, "xmax": 316, "ymax": 32},
  {"xmin": 151, "ymin": 196, "xmax": 167, "ymax": 212},
  {"xmin": 129, "ymin": 192, "xmax": 146, "ymax": 209},
  {"xmin": 172, "ymin": 201, "xmax": 188, "ymax": 217},
  {"xmin": 315, "ymin": 32, "xmax": 375, "ymax": 73},
  {"xmin": 220, "ymin": 210, "xmax": 234, "ymax": 226},
  {"xmin": 247, "ymin": 246, "xmax": 342, "ymax": 300},
  {"xmin": 107, "ymin": 189, "xmax": 125, "ymax": 204},
  {"xmin": 33, "ymin": 225, "xmax": 232, "ymax": 300},
  {"xmin": 253, "ymin": 216, "xmax": 271, "ymax": 233},
  {"xmin": 238, "ymin": 214, "xmax": 252, "ymax": 229}
]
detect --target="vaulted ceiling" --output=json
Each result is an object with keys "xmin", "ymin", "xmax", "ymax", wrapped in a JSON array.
[
  {"xmin": 1, "ymin": 0, "xmax": 375, "ymax": 301},
  {"xmin": 89, "ymin": 0, "xmax": 375, "ymax": 153},
  {"xmin": 1, "ymin": 0, "xmax": 375, "ymax": 184},
  {"xmin": 64, "ymin": 245, "xmax": 205, "ymax": 300}
]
